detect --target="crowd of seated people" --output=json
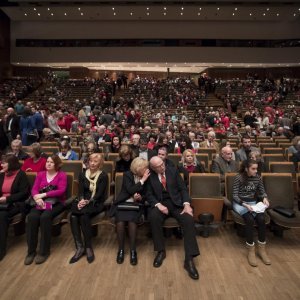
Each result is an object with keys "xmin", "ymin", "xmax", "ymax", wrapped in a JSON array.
[{"xmin": 0, "ymin": 73, "xmax": 299, "ymax": 278}]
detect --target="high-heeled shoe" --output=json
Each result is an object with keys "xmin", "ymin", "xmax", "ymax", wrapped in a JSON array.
[
  {"xmin": 69, "ymin": 248, "xmax": 85, "ymax": 264},
  {"xmin": 130, "ymin": 250, "xmax": 138, "ymax": 266},
  {"xmin": 116, "ymin": 249, "xmax": 124, "ymax": 264},
  {"xmin": 86, "ymin": 248, "xmax": 95, "ymax": 264}
]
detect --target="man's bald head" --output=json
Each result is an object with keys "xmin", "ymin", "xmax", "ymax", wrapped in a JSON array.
[{"xmin": 150, "ymin": 156, "xmax": 165, "ymax": 174}]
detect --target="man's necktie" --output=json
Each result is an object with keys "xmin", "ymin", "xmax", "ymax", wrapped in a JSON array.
[{"xmin": 161, "ymin": 174, "xmax": 167, "ymax": 190}]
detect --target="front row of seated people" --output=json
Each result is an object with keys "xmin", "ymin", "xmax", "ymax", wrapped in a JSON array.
[{"xmin": 0, "ymin": 152, "xmax": 272, "ymax": 279}]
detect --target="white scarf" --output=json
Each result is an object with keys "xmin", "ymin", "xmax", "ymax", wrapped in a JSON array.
[
  {"xmin": 58, "ymin": 150, "xmax": 72, "ymax": 160},
  {"xmin": 85, "ymin": 169, "xmax": 102, "ymax": 199}
]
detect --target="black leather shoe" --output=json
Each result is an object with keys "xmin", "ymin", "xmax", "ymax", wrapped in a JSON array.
[
  {"xmin": 86, "ymin": 248, "xmax": 95, "ymax": 264},
  {"xmin": 116, "ymin": 249, "xmax": 125, "ymax": 264},
  {"xmin": 153, "ymin": 251, "xmax": 166, "ymax": 268},
  {"xmin": 130, "ymin": 250, "xmax": 138, "ymax": 266},
  {"xmin": 69, "ymin": 248, "xmax": 85, "ymax": 264},
  {"xmin": 184, "ymin": 259, "xmax": 199, "ymax": 280}
]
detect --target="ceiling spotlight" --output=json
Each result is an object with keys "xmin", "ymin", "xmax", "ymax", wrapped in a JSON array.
[
  {"xmin": 33, "ymin": 8, "xmax": 36, "ymax": 11},
  {"xmin": 38, "ymin": 13, "xmax": 40, "ymax": 16},
  {"xmin": 250, "ymin": 13, "xmax": 252, "ymax": 16},
  {"xmin": 267, "ymin": 8, "xmax": 270, "ymax": 11},
  {"xmin": 235, "ymin": 8, "xmax": 238, "ymax": 11},
  {"xmin": 199, "ymin": 8, "xmax": 202, "ymax": 10},
  {"xmin": 164, "ymin": 7, "xmax": 167, "ymax": 10},
  {"xmin": 113, "ymin": 12, "xmax": 116, "ymax": 16},
  {"xmin": 232, "ymin": 13, "xmax": 235, "ymax": 16},
  {"xmin": 64, "ymin": 13, "xmax": 67, "ymax": 16},
  {"xmin": 130, "ymin": 12, "xmax": 133, "ymax": 16},
  {"xmin": 277, "ymin": 13, "xmax": 279, "ymax": 16},
  {"xmin": 181, "ymin": 7, "xmax": 184, "ymax": 10},
  {"xmin": 51, "ymin": 13, "xmax": 54, "ymax": 16},
  {"xmin": 263, "ymin": 13, "xmax": 266, "ymax": 16},
  {"xmin": 180, "ymin": 12, "xmax": 183, "ymax": 16},
  {"xmin": 112, "ymin": 7, "xmax": 115, "ymax": 10},
  {"xmin": 81, "ymin": 12, "xmax": 83, "ymax": 16},
  {"xmin": 294, "ymin": 13, "xmax": 296, "ymax": 16},
  {"xmin": 47, "ymin": 8, "xmax": 50, "ymax": 11},
  {"xmin": 78, "ymin": 8, "xmax": 81, "ymax": 11},
  {"xmin": 163, "ymin": 12, "xmax": 166, "ymax": 16},
  {"xmin": 24, "ymin": 13, "xmax": 27, "ymax": 16},
  {"xmin": 147, "ymin": 12, "xmax": 150, "ymax": 16},
  {"xmin": 217, "ymin": 7, "xmax": 220, "ymax": 11},
  {"xmin": 198, "ymin": 12, "xmax": 200, "ymax": 16},
  {"xmin": 147, "ymin": 7, "xmax": 149, "ymax": 10}
]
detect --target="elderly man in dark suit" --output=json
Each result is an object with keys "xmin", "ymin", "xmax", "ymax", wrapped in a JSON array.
[{"xmin": 146, "ymin": 156, "xmax": 200, "ymax": 280}]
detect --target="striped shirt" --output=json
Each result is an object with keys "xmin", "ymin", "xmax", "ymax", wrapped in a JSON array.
[{"xmin": 232, "ymin": 174, "xmax": 267, "ymax": 205}]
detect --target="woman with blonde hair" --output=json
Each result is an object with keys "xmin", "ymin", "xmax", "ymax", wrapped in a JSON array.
[
  {"xmin": 177, "ymin": 149, "xmax": 205, "ymax": 186},
  {"xmin": 112, "ymin": 157, "xmax": 150, "ymax": 265},
  {"xmin": 115, "ymin": 145, "xmax": 135, "ymax": 173},
  {"xmin": 69, "ymin": 153, "xmax": 108, "ymax": 264}
]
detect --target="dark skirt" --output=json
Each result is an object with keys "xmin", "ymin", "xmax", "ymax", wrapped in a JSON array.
[{"xmin": 114, "ymin": 207, "xmax": 144, "ymax": 223}]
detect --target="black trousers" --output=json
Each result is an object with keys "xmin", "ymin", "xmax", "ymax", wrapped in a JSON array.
[
  {"xmin": 150, "ymin": 199, "xmax": 200, "ymax": 258},
  {"xmin": 0, "ymin": 206, "xmax": 21, "ymax": 254},
  {"xmin": 70, "ymin": 212, "xmax": 98, "ymax": 249},
  {"xmin": 26, "ymin": 203, "xmax": 64, "ymax": 255},
  {"xmin": 242, "ymin": 212, "xmax": 266, "ymax": 244}
]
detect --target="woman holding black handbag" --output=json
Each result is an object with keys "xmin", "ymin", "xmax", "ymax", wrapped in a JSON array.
[
  {"xmin": 112, "ymin": 157, "xmax": 150, "ymax": 266},
  {"xmin": 69, "ymin": 153, "xmax": 108, "ymax": 264},
  {"xmin": 24, "ymin": 155, "xmax": 67, "ymax": 265},
  {"xmin": 0, "ymin": 154, "xmax": 30, "ymax": 261}
]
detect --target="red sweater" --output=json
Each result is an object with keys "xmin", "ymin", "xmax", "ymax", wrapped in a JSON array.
[{"xmin": 21, "ymin": 157, "xmax": 47, "ymax": 172}]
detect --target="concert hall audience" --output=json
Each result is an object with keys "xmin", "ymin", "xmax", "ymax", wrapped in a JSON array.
[
  {"xmin": 69, "ymin": 153, "xmax": 108, "ymax": 264},
  {"xmin": 0, "ymin": 154, "xmax": 30, "ymax": 261}
]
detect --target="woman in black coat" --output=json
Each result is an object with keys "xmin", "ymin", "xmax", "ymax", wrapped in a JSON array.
[
  {"xmin": 113, "ymin": 157, "xmax": 150, "ymax": 266},
  {"xmin": 69, "ymin": 153, "xmax": 108, "ymax": 264},
  {"xmin": 115, "ymin": 144, "xmax": 135, "ymax": 173},
  {"xmin": 0, "ymin": 154, "xmax": 30, "ymax": 260}
]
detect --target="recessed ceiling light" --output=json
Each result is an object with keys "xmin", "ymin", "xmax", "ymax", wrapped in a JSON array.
[
  {"xmin": 198, "ymin": 12, "xmax": 200, "ymax": 16},
  {"xmin": 78, "ymin": 8, "xmax": 81, "ymax": 11},
  {"xmin": 294, "ymin": 13, "xmax": 296, "ymax": 16},
  {"xmin": 33, "ymin": 8, "xmax": 36, "ymax": 11},
  {"xmin": 235, "ymin": 8, "xmax": 238, "ymax": 11},
  {"xmin": 38, "ymin": 13, "xmax": 40, "ymax": 16},
  {"xmin": 147, "ymin": 12, "xmax": 150, "ymax": 16},
  {"xmin": 130, "ymin": 12, "xmax": 133, "ymax": 16},
  {"xmin": 47, "ymin": 8, "xmax": 50, "ymax": 11},
  {"xmin": 112, "ymin": 7, "xmax": 115, "ymax": 10},
  {"xmin": 277, "ymin": 13, "xmax": 279, "ymax": 16},
  {"xmin": 51, "ymin": 13, "xmax": 53, "ymax": 16},
  {"xmin": 217, "ymin": 8, "xmax": 220, "ymax": 11},
  {"xmin": 199, "ymin": 8, "xmax": 202, "ymax": 11},
  {"xmin": 147, "ymin": 7, "xmax": 149, "ymax": 10},
  {"xmin": 181, "ymin": 7, "xmax": 184, "ymax": 10},
  {"xmin": 81, "ymin": 13, "xmax": 83, "ymax": 16},
  {"xmin": 64, "ymin": 13, "xmax": 67, "ymax": 16},
  {"xmin": 263, "ymin": 13, "xmax": 266, "ymax": 16},
  {"xmin": 232, "ymin": 13, "xmax": 235, "ymax": 16},
  {"xmin": 267, "ymin": 8, "xmax": 270, "ymax": 11},
  {"xmin": 164, "ymin": 7, "xmax": 167, "ymax": 10},
  {"xmin": 163, "ymin": 12, "xmax": 166, "ymax": 16},
  {"xmin": 24, "ymin": 13, "xmax": 27, "ymax": 16},
  {"xmin": 113, "ymin": 12, "xmax": 116, "ymax": 16},
  {"xmin": 180, "ymin": 12, "xmax": 183, "ymax": 16},
  {"xmin": 250, "ymin": 13, "xmax": 252, "ymax": 16}
]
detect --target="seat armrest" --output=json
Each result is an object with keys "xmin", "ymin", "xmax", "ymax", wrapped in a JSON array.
[
  {"xmin": 65, "ymin": 196, "xmax": 77, "ymax": 207},
  {"xmin": 223, "ymin": 197, "xmax": 232, "ymax": 209},
  {"xmin": 104, "ymin": 195, "xmax": 114, "ymax": 206}
]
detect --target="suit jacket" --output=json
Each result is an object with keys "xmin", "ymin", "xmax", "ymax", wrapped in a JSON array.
[
  {"xmin": 6, "ymin": 114, "xmax": 20, "ymax": 139},
  {"xmin": 146, "ymin": 165, "xmax": 190, "ymax": 208},
  {"xmin": 211, "ymin": 157, "xmax": 239, "ymax": 182},
  {"xmin": 199, "ymin": 140, "xmax": 220, "ymax": 152},
  {"xmin": 0, "ymin": 170, "xmax": 30, "ymax": 204},
  {"xmin": 235, "ymin": 146, "xmax": 260, "ymax": 162},
  {"xmin": 114, "ymin": 171, "xmax": 146, "ymax": 205}
]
